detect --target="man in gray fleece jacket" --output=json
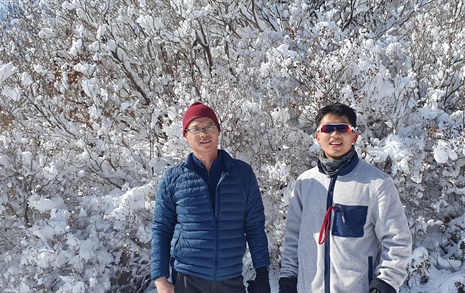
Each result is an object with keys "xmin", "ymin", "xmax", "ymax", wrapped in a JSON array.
[{"xmin": 279, "ymin": 103, "xmax": 412, "ymax": 293}]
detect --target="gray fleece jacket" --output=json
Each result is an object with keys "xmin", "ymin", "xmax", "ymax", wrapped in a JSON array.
[{"xmin": 280, "ymin": 154, "xmax": 412, "ymax": 292}]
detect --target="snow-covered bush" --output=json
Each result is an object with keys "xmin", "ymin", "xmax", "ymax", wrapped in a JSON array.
[{"xmin": 1, "ymin": 0, "xmax": 464, "ymax": 291}]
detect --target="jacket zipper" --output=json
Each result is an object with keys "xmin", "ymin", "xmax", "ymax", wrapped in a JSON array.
[{"xmin": 213, "ymin": 171, "xmax": 228, "ymax": 279}]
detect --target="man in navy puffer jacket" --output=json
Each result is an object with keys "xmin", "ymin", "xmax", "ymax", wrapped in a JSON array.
[{"xmin": 151, "ymin": 102, "xmax": 271, "ymax": 293}]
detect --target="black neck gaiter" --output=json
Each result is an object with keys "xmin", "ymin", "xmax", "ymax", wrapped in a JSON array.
[{"xmin": 318, "ymin": 146, "xmax": 356, "ymax": 177}]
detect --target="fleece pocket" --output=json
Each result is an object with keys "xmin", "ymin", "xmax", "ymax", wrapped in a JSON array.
[{"xmin": 332, "ymin": 203, "xmax": 368, "ymax": 238}]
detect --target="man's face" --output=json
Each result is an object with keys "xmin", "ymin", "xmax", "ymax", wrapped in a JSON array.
[
  {"xmin": 315, "ymin": 114, "xmax": 358, "ymax": 160},
  {"xmin": 184, "ymin": 117, "xmax": 219, "ymax": 156}
]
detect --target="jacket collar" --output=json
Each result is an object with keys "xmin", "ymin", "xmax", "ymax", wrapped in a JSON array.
[
  {"xmin": 185, "ymin": 149, "xmax": 234, "ymax": 171},
  {"xmin": 318, "ymin": 150, "xmax": 359, "ymax": 176}
]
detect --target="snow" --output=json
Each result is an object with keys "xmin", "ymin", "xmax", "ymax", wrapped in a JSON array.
[
  {"xmin": 433, "ymin": 140, "xmax": 458, "ymax": 164},
  {"xmin": 1, "ymin": 0, "xmax": 465, "ymax": 292},
  {"xmin": 0, "ymin": 62, "xmax": 16, "ymax": 84}
]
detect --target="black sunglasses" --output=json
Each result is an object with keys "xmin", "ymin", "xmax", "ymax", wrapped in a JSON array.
[{"xmin": 317, "ymin": 123, "xmax": 356, "ymax": 134}]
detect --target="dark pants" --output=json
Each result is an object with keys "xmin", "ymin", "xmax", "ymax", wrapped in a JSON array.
[{"xmin": 174, "ymin": 272, "xmax": 246, "ymax": 293}]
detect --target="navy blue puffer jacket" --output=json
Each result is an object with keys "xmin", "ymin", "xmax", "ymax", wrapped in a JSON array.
[{"xmin": 150, "ymin": 150, "xmax": 270, "ymax": 281}]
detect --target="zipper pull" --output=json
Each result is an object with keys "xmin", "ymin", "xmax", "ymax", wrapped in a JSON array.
[{"xmin": 339, "ymin": 206, "xmax": 346, "ymax": 224}]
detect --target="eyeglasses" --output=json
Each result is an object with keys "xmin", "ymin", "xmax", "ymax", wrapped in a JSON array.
[
  {"xmin": 185, "ymin": 124, "xmax": 218, "ymax": 135},
  {"xmin": 317, "ymin": 123, "xmax": 356, "ymax": 134}
]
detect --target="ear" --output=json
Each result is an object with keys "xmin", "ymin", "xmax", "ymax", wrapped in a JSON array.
[
  {"xmin": 315, "ymin": 132, "xmax": 321, "ymax": 144},
  {"xmin": 352, "ymin": 132, "xmax": 359, "ymax": 144}
]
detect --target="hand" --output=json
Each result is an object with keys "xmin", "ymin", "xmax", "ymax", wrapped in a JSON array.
[
  {"xmin": 278, "ymin": 277, "xmax": 297, "ymax": 293},
  {"xmin": 154, "ymin": 277, "xmax": 174, "ymax": 293},
  {"xmin": 369, "ymin": 278, "xmax": 395, "ymax": 293},
  {"xmin": 247, "ymin": 267, "xmax": 270, "ymax": 293}
]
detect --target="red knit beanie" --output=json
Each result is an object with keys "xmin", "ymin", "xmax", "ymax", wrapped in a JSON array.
[{"xmin": 182, "ymin": 102, "xmax": 220, "ymax": 136}]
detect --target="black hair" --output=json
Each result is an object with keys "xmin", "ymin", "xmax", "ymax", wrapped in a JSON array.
[{"xmin": 315, "ymin": 103, "xmax": 357, "ymax": 127}]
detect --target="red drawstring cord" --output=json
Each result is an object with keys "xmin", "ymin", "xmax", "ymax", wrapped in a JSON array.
[{"xmin": 318, "ymin": 206, "xmax": 339, "ymax": 244}]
